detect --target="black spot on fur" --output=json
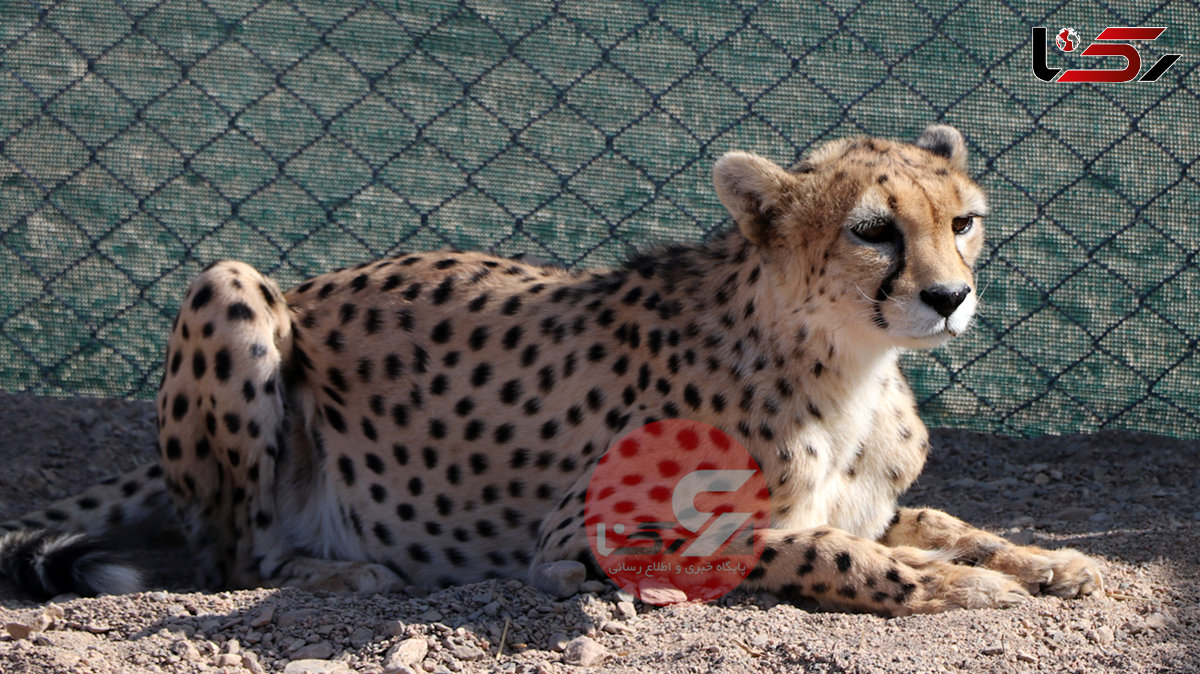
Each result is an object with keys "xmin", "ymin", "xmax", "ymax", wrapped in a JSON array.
[{"xmin": 227, "ymin": 302, "xmax": 254, "ymax": 321}]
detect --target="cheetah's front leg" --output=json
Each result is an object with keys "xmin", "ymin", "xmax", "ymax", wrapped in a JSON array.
[
  {"xmin": 881, "ymin": 507, "xmax": 1103, "ymax": 598},
  {"xmin": 742, "ymin": 527, "xmax": 1030, "ymax": 616}
]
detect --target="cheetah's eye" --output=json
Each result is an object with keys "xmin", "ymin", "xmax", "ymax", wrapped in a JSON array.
[
  {"xmin": 850, "ymin": 218, "xmax": 898, "ymax": 245},
  {"xmin": 951, "ymin": 216, "xmax": 975, "ymax": 235}
]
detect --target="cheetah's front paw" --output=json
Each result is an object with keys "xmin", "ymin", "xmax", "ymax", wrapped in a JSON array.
[
  {"xmin": 1034, "ymin": 547, "xmax": 1103, "ymax": 598},
  {"xmin": 275, "ymin": 558, "xmax": 406, "ymax": 594},
  {"xmin": 911, "ymin": 563, "xmax": 1031, "ymax": 613},
  {"xmin": 989, "ymin": 546, "xmax": 1104, "ymax": 598}
]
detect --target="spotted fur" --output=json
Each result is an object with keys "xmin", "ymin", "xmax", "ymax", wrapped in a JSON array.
[{"xmin": 2, "ymin": 126, "xmax": 1102, "ymax": 612}]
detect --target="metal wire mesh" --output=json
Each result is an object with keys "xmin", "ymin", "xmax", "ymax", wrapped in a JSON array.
[{"xmin": 1, "ymin": 0, "xmax": 1197, "ymax": 438}]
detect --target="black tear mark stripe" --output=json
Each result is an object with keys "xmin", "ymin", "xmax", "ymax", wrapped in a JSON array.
[{"xmin": 873, "ymin": 232, "xmax": 906, "ymax": 330}]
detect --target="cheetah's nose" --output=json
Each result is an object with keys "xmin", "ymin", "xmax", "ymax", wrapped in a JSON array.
[{"xmin": 919, "ymin": 283, "xmax": 971, "ymax": 318}]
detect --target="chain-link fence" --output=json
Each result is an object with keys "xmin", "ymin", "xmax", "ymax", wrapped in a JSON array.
[{"xmin": 1, "ymin": 0, "xmax": 1197, "ymax": 438}]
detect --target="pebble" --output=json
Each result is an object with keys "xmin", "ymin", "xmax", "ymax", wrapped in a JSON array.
[
  {"xmin": 532, "ymin": 561, "xmax": 587, "ymax": 599},
  {"xmin": 1053, "ymin": 507, "xmax": 1094, "ymax": 521},
  {"xmin": 174, "ymin": 639, "xmax": 203, "ymax": 662},
  {"xmin": 579, "ymin": 580, "xmax": 609, "ymax": 594},
  {"xmin": 562, "ymin": 636, "xmax": 608, "ymax": 667},
  {"xmin": 249, "ymin": 606, "xmax": 275, "ymax": 628},
  {"xmin": 601, "ymin": 620, "xmax": 633, "ymax": 634},
  {"xmin": 638, "ymin": 586, "xmax": 687, "ymax": 605},
  {"xmin": 277, "ymin": 608, "xmax": 319, "ymax": 628},
  {"xmin": 1086, "ymin": 626, "xmax": 1115, "ymax": 645},
  {"xmin": 242, "ymin": 652, "xmax": 268, "ymax": 674},
  {"xmin": 290, "ymin": 641, "xmax": 335, "ymax": 660},
  {"xmin": 616, "ymin": 601, "xmax": 636, "ymax": 619},
  {"xmin": 349, "ymin": 626, "xmax": 375, "ymax": 647},
  {"xmin": 548, "ymin": 632, "xmax": 570, "ymax": 652},
  {"xmin": 1005, "ymin": 529, "xmax": 1035, "ymax": 546},
  {"xmin": 282, "ymin": 660, "xmax": 352, "ymax": 674},
  {"xmin": 383, "ymin": 637, "xmax": 429, "ymax": 670},
  {"xmin": 447, "ymin": 643, "xmax": 486, "ymax": 660},
  {"xmin": 981, "ymin": 644, "xmax": 1004, "ymax": 655},
  {"xmin": 420, "ymin": 609, "xmax": 443, "ymax": 622},
  {"xmin": 1144, "ymin": 613, "xmax": 1170, "ymax": 630}
]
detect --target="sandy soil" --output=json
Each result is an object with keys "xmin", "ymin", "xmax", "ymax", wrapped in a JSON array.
[{"xmin": 0, "ymin": 393, "xmax": 1197, "ymax": 673}]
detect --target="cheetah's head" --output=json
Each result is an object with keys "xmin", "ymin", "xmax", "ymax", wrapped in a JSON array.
[{"xmin": 712, "ymin": 125, "xmax": 987, "ymax": 350}]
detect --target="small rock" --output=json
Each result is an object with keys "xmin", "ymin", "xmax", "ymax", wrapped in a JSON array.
[
  {"xmin": 290, "ymin": 641, "xmax": 335, "ymax": 660},
  {"xmin": 242, "ymin": 652, "xmax": 268, "ymax": 674},
  {"xmin": 562, "ymin": 636, "xmax": 608, "ymax": 667},
  {"xmin": 615, "ymin": 589, "xmax": 635, "ymax": 603},
  {"xmin": 37, "ymin": 605, "xmax": 63, "ymax": 631},
  {"xmin": 420, "ymin": 609, "xmax": 443, "ymax": 622},
  {"xmin": 448, "ymin": 643, "xmax": 486, "ymax": 660},
  {"xmin": 277, "ymin": 608, "xmax": 319, "ymax": 628},
  {"xmin": 1016, "ymin": 651, "xmax": 1037, "ymax": 663},
  {"xmin": 533, "ymin": 561, "xmax": 587, "ymax": 599},
  {"xmin": 1033, "ymin": 473, "xmax": 1051, "ymax": 485},
  {"xmin": 214, "ymin": 653, "xmax": 242, "ymax": 667},
  {"xmin": 384, "ymin": 637, "xmax": 429, "ymax": 670},
  {"xmin": 601, "ymin": 621, "xmax": 633, "ymax": 634},
  {"xmin": 224, "ymin": 639, "xmax": 241, "ymax": 655},
  {"xmin": 249, "ymin": 606, "xmax": 275, "ymax": 628},
  {"xmin": 548, "ymin": 632, "xmax": 570, "ymax": 652},
  {"xmin": 1086, "ymin": 626, "xmax": 1115, "ymax": 645},
  {"xmin": 616, "ymin": 601, "xmax": 636, "ymax": 619},
  {"xmin": 174, "ymin": 639, "xmax": 203, "ymax": 662},
  {"xmin": 1054, "ymin": 507, "xmax": 1094, "ymax": 521},
  {"xmin": 981, "ymin": 644, "xmax": 1004, "ymax": 655},
  {"xmin": 282, "ymin": 660, "xmax": 352, "ymax": 674},
  {"xmin": 349, "ymin": 626, "xmax": 375, "ymax": 647},
  {"xmin": 1144, "ymin": 613, "xmax": 1170, "ymax": 630},
  {"xmin": 4, "ymin": 623, "xmax": 32, "ymax": 640},
  {"xmin": 1005, "ymin": 530, "xmax": 1035, "ymax": 546},
  {"xmin": 638, "ymin": 585, "xmax": 687, "ymax": 605},
  {"xmin": 579, "ymin": 580, "xmax": 608, "ymax": 594}
]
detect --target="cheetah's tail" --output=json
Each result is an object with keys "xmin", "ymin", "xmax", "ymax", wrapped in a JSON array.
[
  {"xmin": 0, "ymin": 461, "xmax": 172, "ymax": 599},
  {"xmin": 0, "ymin": 529, "xmax": 142, "ymax": 599}
]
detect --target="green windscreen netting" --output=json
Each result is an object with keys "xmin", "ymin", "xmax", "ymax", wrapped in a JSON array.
[{"xmin": 1, "ymin": 1, "xmax": 1196, "ymax": 438}]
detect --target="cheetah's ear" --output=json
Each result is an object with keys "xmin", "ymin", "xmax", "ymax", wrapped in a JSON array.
[
  {"xmin": 914, "ymin": 124, "xmax": 968, "ymax": 172},
  {"xmin": 712, "ymin": 151, "xmax": 794, "ymax": 247}
]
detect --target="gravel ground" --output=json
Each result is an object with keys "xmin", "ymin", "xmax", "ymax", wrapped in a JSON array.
[{"xmin": 0, "ymin": 393, "xmax": 1197, "ymax": 673}]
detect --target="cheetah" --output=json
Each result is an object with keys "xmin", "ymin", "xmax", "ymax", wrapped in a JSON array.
[{"xmin": 1, "ymin": 126, "xmax": 1103, "ymax": 615}]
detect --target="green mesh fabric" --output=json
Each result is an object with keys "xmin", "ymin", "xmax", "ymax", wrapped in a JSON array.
[{"xmin": 1, "ymin": 1, "xmax": 1196, "ymax": 438}]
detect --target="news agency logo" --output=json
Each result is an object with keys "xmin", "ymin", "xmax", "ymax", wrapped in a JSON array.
[
  {"xmin": 585, "ymin": 420, "xmax": 769, "ymax": 605},
  {"xmin": 1033, "ymin": 26, "xmax": 1181, "ymax": 83},
  {"xmin": 1055, "ymin": 28, "xmax": 1080, "ymax": 52}
]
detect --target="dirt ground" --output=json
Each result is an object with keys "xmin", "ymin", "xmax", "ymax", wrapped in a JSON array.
[{"xmin": 0, "ymin": 393, "xmax": 1197, "ymax": 673}]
